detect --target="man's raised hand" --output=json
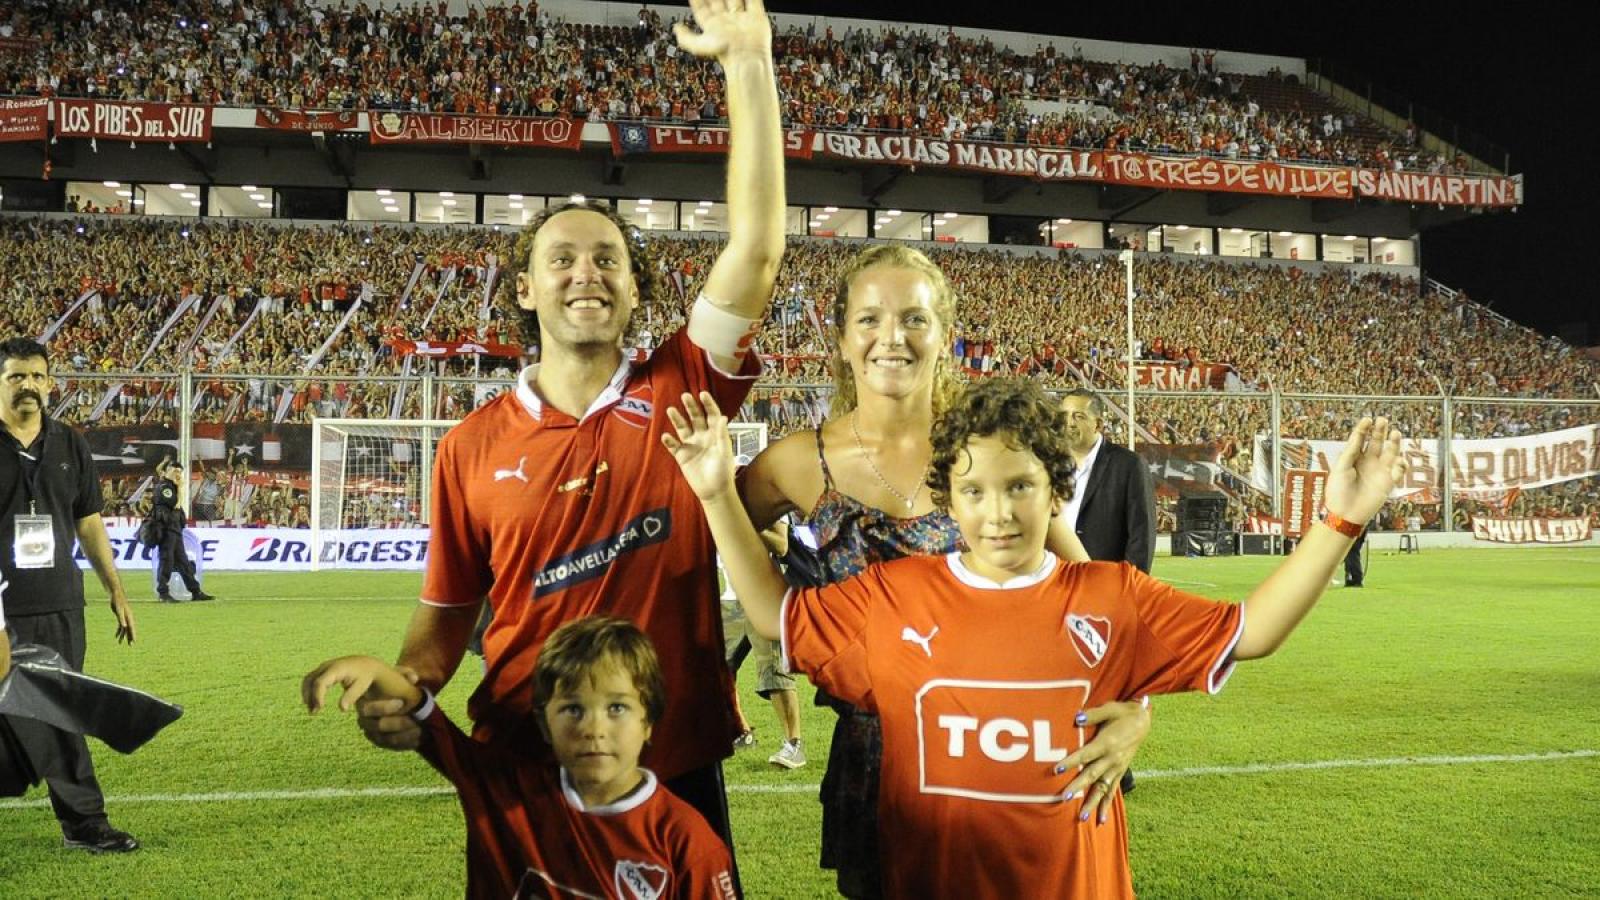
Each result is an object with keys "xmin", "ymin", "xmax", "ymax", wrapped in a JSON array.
[{"xmin": 673, "ymin": 0, "xmax": 773, "ymax": 62}]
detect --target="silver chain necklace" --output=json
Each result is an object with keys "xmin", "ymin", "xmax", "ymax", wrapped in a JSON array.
[{"xmin": 850, "ymin": 411, "xmax": 926, "ymax": 511}]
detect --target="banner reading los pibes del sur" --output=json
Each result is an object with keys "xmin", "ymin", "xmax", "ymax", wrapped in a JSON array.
[
  {"xmin": 52, "ymin": 99, "xmax": 211, "ymax": 142},
  {"xmin": 1252, "ymin": 423, "xmax": 1600, "ymax": 498}
]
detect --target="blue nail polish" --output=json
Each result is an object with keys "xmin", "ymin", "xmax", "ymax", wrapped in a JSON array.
[
  {"xmin": 1074, "ymin": 711, "xmax": 1088, "ymax": 726},
  {"xmin": 1062, "ymin": 790, "xmax": 1075, "ymax": 801},
  {"xmin": 1053, "ymin": 764, "xmax": 1066, "ymax": 775},
  {"xmin": 1079, "ymin": 810, "xmax": 1090, "ymax": 822}
]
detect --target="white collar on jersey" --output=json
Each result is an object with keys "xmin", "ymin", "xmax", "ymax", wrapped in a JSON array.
[
  {"xmin": 514, "ymin": 357, "xmax": 633, "ymax": 423},
  {"xmin": 559, "ymin": 767, "xmax": 658, "ymax": 816},
  {"xmin": 945, "ymin": 550, "xmax": 1059, "ymax": 590}
]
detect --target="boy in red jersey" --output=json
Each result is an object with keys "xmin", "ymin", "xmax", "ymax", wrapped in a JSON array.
[
  {"xmin": 664, "ymin": 379, "xmax": 1407, "ymax": 899},
  {"xmin": 305, "ymin": 616, "xmax": 736, "ymax": 900}
]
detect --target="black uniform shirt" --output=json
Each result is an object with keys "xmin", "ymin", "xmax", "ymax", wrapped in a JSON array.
[{"xmin": 0, "ymin": 417, "xmax": 104, "ymax": 616}]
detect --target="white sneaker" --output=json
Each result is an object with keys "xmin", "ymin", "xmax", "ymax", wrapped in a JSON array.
[{"xmin": 768, "ymin": 738, "xmax": 806, "ymax": 769}]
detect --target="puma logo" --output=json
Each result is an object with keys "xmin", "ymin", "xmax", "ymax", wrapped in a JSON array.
[
  {"xmin": 494, "ymin": 457, "xmax": 529, "ymax": 483},
  {"xmin": 900, "ymin": 625, "xmax": 938, "ymax": 658}
]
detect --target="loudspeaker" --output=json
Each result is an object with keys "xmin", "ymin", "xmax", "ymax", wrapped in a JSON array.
[
  {"xmin": 1177, "ymin": 493, "xmax": 1228, "ymax": 532},
  {"xmin": 1239, "ymin": 533, "xmax": 1280, "ymax": 555}
]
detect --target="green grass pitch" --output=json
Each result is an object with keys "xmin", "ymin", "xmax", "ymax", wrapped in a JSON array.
[{"xmin": 2, "ymin": 548, "xmax": 1597, "ymax": 898}]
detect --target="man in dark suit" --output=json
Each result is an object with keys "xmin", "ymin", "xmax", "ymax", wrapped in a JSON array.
[
  {"xmin": 1060, "ymin": 389, "xmax": 1156, "ymax": 793},
  {"xmin": 1061, "ymin": 390, "xmax": 1156, "ymax": 574}
]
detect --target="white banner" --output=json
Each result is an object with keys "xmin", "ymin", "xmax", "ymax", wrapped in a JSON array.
[
  {"xmin": 1470, "ymin": 516, "xmax": 1593, "ymax": 544},
  {"xmin": 1252, "ymin": 423, "xmax": 1600, "ymax": 497},
  {"xmin": 78, "ymin": 527, "xmax": 431, "ymax": 571}
]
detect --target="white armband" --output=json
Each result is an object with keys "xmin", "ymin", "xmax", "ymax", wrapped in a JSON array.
[
  {"xmin": 410, "ymin": 688, "xmax": 437, "ymax": 722},
  {"xmin": 686, "ymin": 293, "xmax": 761, "ymax": 360}
]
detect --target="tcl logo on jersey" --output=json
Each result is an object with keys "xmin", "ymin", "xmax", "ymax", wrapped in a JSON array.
[
  {"xmin": 915, "ymin": 678, "xmax": 1088, "ymax": 804},
  {"xmin": 1065, "ymin": 613, "xmax": 1110, "ymax": 669}
]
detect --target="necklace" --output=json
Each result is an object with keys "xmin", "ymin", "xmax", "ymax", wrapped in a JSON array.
[{"xmin": 850, "ymin": 411, "xmax": 926, "ymax": 511}]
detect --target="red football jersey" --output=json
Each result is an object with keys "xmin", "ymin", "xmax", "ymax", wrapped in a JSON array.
[
  {"xmin": 418, "ymin": 707, "xmax": 737, "ymax": 900},
  {"xmin": 423, "ymin": 329, "xmax": 758, "ymax": 778},
  {"xmin": 783, "ymin": 554, "xmax": 1243, "ymax": 900}
]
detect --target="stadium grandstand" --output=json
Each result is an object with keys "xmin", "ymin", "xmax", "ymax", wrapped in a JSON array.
[{"xmin": 0, "ymin": 0, "xmax": 1591, "ymax": 552}]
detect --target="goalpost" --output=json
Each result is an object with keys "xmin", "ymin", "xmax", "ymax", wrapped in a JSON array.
[
  {"xmin": 310, "ymin": 418, "xmax": 458, "ymax": 571},
  {"xmin": 309, "ymin": 417, "xmax": 768, "ymax": 570}
]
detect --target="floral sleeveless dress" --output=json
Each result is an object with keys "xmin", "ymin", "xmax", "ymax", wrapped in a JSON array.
[{"xmin": 800, "ymin": 426, "xmax": 962, "ymax": 899}]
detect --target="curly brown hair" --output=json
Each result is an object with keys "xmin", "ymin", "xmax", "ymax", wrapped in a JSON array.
[
  {"xmin": 499, "ymin": 201, "xmax": 660, "ymax": 349},
  {"xmin": 926, "ymin": 377, "xmax": 1077, "ymax": 510}
]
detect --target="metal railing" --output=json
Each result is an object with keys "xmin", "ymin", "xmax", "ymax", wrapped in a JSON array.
[{"xmin": 55, "ymin": 372, "xmax": 1598, "ymax": 537}]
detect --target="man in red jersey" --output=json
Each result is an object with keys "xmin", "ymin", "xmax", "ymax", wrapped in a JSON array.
[{"xmin": 355, "ymin": 0, "xmax": 785, "ymax": 864}]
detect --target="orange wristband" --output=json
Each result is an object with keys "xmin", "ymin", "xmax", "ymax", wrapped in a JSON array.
[{"xmin": 1322, "ymin": 512, "xmax": 1365, "ymax": 539}]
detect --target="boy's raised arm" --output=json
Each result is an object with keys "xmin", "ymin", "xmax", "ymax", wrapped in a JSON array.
[
  {"xmin": 1233, "ymin": 417, "xmax": 1408, "ymax": 660},
  {"xmin": 663, "ymin": 391, "xmax": 789, "ymax": 640},
  {"xmin": 303, "ymin": 655, "xmax": 426, "ymax": 716}
]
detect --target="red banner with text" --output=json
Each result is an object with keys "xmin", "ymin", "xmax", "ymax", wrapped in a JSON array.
[
  {"xmin": 811, "ymin": 131, "xmax": 1098, "ymax": 181},
  {"xmin": 369, "ymin": 112, "xmax": 582, "ymax": 148},
  {"xmin": 610, "ymin": 122, "xmax": 814, "ymax": 159},
  {"xmin": 255, "ymin": 108, "xmax": 360, "ymax": 132},
  {"xmin": 1282, "ymin": 469, "xmax": 1327, "ymax": 538},
  {"xmin": 1100, "ymin": 153, "xmax": 1353, "ymax": 199},
  {"xmin": 0, "ymin": 98, "xmax": 48, "ymax": 142},
  {"xmin": 1133, "ymin": 361, "xmax": 1233, "ymax": 391},
  {"xmin": 1470, "ymin": 516, "xmax": 1593, "ymax": 544},
  {"xmin": 52, "ymin": 99, "xmax": 212, "ymax": 142}
]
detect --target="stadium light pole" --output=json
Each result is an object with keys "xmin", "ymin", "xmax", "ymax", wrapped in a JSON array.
[{"xmin": 1119, "ymin": 248, "xmax": 1136, "ymax": 450}]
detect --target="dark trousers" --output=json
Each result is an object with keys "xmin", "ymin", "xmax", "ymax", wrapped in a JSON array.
[
  {"xmin": 4, "ymin": 609, "xmax": 108, "ymax": 830},
  {"xmin": 1344, "ymin": 530, "xmax": 1367, "ymax": 586},
  {"xmin": 665, "ymin": 762, "xmax": 741, "ymax": 897},
  {"xmin": 157, "ymin": 531, "xmax": 201, "ymax": 595}
]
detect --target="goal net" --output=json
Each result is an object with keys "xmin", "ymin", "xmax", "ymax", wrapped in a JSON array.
[
  {"xmin": 310, "ymin": 418, "xmax": 457, "ymax": 570},
  {"xmin": 309, "ymin": 418, "xmax": 767, "ymax": 570}
]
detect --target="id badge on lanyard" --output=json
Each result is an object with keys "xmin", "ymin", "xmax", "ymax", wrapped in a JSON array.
[{"xmin": 15, "ymin": 503, "xmax": 55, "ymax": 569}]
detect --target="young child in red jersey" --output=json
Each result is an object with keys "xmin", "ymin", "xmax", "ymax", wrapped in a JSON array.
[
  {"xmin": 664, "ymin": 378, "xmax": 1406, "ymax": 899},
  {"xmin": 303, "ymin": 616, "xmax": 736, "ymax": 900}
]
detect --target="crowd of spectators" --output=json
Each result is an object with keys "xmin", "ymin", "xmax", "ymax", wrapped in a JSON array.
[
  {"xmin": 0, "ymin": 0, "xmax": 1472, "ymax": 172},
  {"xmin": 2, "ymin": 215, "xmax": 1592, "ymax": 530}
]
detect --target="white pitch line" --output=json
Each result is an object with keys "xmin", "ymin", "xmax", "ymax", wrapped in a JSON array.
[
  {"xmin": 2, "ymin": 750, "xmax": 1592, "ymax": 809},
  {"xmin": 1160, "ymin": 578, "xmax": 1219, "ymax": 587}
]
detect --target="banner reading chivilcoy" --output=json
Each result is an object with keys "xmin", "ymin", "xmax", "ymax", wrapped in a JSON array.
[
  {"xmin": 52, "ymin": 99, "xmax": 211, "ymax": 142},
  {"xmin": 369, "ymin": 112, "xmax": 582, "ymax": 149},
  {"xmin": 1470, "ymin": 516, "xmax": 1593, "ymax": 544},
  {"xmin": 255, "ymin": 108, "xmax": 360, "ymax": 132},
  {"xmin": 0, "ymin": 98, "xmax": 48, "ymax": 142},
  {"xmin": 610, "ymin": 123, "xmax": 814, "ymax": 158}
]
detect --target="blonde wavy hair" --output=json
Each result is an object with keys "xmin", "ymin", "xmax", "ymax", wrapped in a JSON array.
[{"xmin": 829, "ymin": 244, "xmax": 962, "ymax": 419}]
